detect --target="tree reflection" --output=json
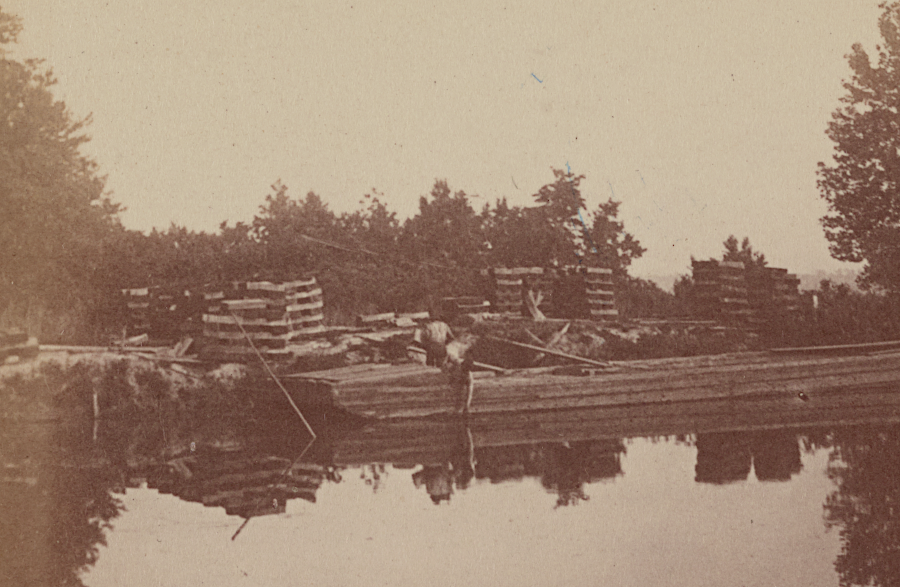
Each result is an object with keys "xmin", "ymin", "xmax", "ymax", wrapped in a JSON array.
[
  {"xmin": 473, "ymin": 438, "xmax": 625, "ymax": 507},
  {"xmin": 694, "ymin": 431, "xmax": 802, "ymax": 484},
  {"xmin": 824, "ymin": 425, "xmax": 900, "ymax": 587},
  {"xmin": 0, "ymin": 422, "xmax": 124, "ymax": 587}
]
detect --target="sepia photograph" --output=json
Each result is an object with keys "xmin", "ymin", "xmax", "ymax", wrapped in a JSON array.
[{"xmin": 2, "ymin": 1, "xmax": 900, "ymax": 585}]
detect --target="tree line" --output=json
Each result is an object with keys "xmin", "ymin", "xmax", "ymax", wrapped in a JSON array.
[
  {"xmin": 1, "ymin": 8, "xmax": 666, "ymax": 342},
  {"xmin": 6, "ymin": 3, "xmax": 900, "ymax": 346}
]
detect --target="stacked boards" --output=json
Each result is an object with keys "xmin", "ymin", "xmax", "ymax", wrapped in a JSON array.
[
  {"xmin": 480, "ymin": 266, "xmax": 617, "ymax": 320},
  {"xmin": 200, "ymin": 278, "xmax": 325, "ymax": 360}
]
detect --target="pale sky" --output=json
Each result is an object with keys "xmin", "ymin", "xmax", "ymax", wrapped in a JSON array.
[{"xmin": 4, "ymin": 0, "xmax": 884, "ymax": 279}]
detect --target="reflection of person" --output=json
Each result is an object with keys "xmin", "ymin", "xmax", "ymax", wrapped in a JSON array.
[
  {"xmin": 544, "ymin": 442, "xmax": 590, "ymax": 508},
  {"xmin": 412, "ymin": 419, "xmax": 478, "ymax": 504},
  {"xmin": 413, "ymin": 464, "xmax": 454, "ymax": 504}
]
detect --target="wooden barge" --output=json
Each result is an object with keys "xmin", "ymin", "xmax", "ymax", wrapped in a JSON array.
[{"xmin": 284, "ymin": 342, "xmax": 900, "ymax": 421}]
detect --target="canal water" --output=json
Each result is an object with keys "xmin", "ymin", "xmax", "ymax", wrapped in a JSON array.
[{"xmin": 2, "ymin": 395, "xmax": 899, "ymax": 586}]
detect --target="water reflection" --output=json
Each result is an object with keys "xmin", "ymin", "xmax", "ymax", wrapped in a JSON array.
[
  {"xmin": 148, "ymin": 449, "xmax": 333, "ymax": 517},
  {"xmin": 3, "ymin": 364, "xmax": 900, "ymax": 586},
  {"xmin": 474, "ymin": 439, "xmax": 624, "ymax": 507},
  {"xmin": 825, "ymin": 426, "xmax": 900, "ymax": 587},
  {"xmin": 1, "ymin": 423, "xmax": 124, "ymax": 587},
  {"xmin": 694, "ymin": 431, "xmax": 802, "ymax": 484}
]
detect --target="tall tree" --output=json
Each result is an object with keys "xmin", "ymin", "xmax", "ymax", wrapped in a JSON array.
[
  {"xmin": 0, "ymin": 9, "xmax": 121, "ymax": 339},
  {"xmin": 586, "ymin": 199, "xmax": 646, "ymax": 276},
  {"xmin": 401, "ymin": 180, "xmax": 484, "ymax": 267},
  {"xmin": 250, "ymin": 182, "xmax": 341, "ymax": 278},
  {"xmin": 818, "ymin": 2, "xmax": 900, "ymax": 291}
]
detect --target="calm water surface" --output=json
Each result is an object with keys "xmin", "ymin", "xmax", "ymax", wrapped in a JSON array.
[{"xmin": 2, "ymin": 402, "xmax": 899, "ymax": 587}]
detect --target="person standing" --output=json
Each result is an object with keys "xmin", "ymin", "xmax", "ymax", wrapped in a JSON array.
[{"xmin": 415, "ymin": 320, "xmax": 454, "ymax": 367}]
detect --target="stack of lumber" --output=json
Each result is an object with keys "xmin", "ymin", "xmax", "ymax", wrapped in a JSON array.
[
  {"xmin": 483, "ymin": 267, "xmax": 526, "ymax": 314},
  {"xmin": 439, "ymin": 297, "xmax": 490, "ymax": 321},
  {"xmin": 120, "ymin": 285, "xmax": 202, "ymax": 342},
  {"xmin": 746, "ymin": 267, "xmax": 802, "ymax": 331},
  {"xmin": 482, "ymin": 266, "xmax": 617, "ymax": 321},
  {"xmin": 200, "ymin": 277, "xmax": 325, "ymax": 360},
  {"xmin": 692, "ymin": 260, "xmax": 753, "ymax": 324},
  {"xmin": 582, "ymin": 267, "xmax": 617, "ymax": 320},
  {"xmin": 121, "ymin": 287, "xmax": 152, "ymax": 337}
]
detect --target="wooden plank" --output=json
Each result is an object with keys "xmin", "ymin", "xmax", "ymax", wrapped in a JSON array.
[
  {"xmin": 221, "ymin": 299, "xmax": 268, "ymax": 311},
  {"xmin": 770, "ymin": 340, "xmax": 900, "ymax": 354}
]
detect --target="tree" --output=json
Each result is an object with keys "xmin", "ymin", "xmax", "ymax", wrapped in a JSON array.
[
  {"xmin": 0, "ymin": 8, "xmax": 121, "ymax": 340},
  {"xmin": 250, "ymin": 182, "xmax": 342, "ymax": 278},
  {"xmin": 401, "ymin": 180, "xmax": 484, "ymax": 267},
  {"xmin": 586, "ymin": 199, "xmax": 646, "ymax": 276},
  {"xmin": 825, "ymin": 426, "xmax": 900, "ymax": 587},
  {"xmin": 818, "ymin": 2, "xmax": 900, "ymax": 291},
  {"xmin": 483, "ymin": 168, "xmax": 644, "ymax": 273},
  {"xmin": 722, "ymin": 235, "xmax": 766, "ymax": 268}
]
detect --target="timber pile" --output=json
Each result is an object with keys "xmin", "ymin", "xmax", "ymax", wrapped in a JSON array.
[
  {"xmin": 480, "ymin": 266, "xmax": 617, "ymax": 320},
  {"xmin": 693, "ymin": 260, "xmax": 752, "ymax": 324},
  {"xmin": 120, "ymin": 285, "xmax": 203, "ymax": 342},
  {"xmin": 439, "ymin": 297, "xmax": 490, "ymax": 321},
  {"xmin": 483, "ymin": 267, "xmax": 527, "ymax": 314},
  {"xmin": 199, "ymin": 277, "xmax": 325, "ymax": 361},
  {"xmin": 746, "ymin": 267, "xmax": 802, "ymax": 331},
  {"xmin": 691, "ymin": 260, "xmax": 802, "ymax": 330},
  {"xmin": 121, "ymin": 287, "xmax": 152, "ymax": 337},
  {"xmin": 583, "ymin": 267, "xmax": 617, "ymax": 320}
]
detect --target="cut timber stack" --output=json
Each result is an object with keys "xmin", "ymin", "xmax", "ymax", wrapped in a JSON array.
[
  {"xmin": 746, "ymin": 267, "xmax": 802, "ymax": 332},
  {"xmin": 120, "ymin": 285, "xmax": 202, "ymax": 342},
  {"xmin": 692, "ymin": 260, "xmax": 752, "ymax": 324},
  {"xmin": 484, "ymin": 268, "xmax": 525, "ymax": 314},
  {"xmin": 582, "ymin": 267, "xmax": 617, "ymax": 321},
  {"xmin": 200, "ymin": 277, "xmax": 325, "ymax": 360},
  {"xmin": 439, "ymin": 297, "xmax": 490, "ymax": 321},
  {"xmin": 693, "ymin": 260, "xmax": 802, "ymax": 332},
  {"xmin": 481, "ymin": 266, "xmax": 617, "ymax": 320},
  {"xmin": 121, "ymin": 287, "xmax": 151, "ymax": 338}
]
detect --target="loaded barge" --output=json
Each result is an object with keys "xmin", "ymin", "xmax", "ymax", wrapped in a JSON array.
[{"xmin": 282, "ymin": 341, "xmax": 900, "ymax": 421}]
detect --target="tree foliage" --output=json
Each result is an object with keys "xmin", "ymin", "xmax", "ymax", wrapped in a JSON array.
[
  {"xmin": 818, "ymin": 2, "xmax": 900, "ymax": 291},
  {"xmin": 0, "ymin": 5, "xmax": 649, "ymax": 340},
  {"xmin": 0, "ymin": 8, "xmax": 121, "ymax": 340},
  {"xmin": 722, "ymin": 235, "xmax": 766, "ymax": 268}
]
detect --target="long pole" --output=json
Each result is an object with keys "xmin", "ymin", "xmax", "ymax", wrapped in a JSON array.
[
  {"xmin": 229, "ymin": 312, "xmax": 317, "ymax": 440},
  {"xmin": 484, "ymin": 335, "xmax": 608, "ymax": 368}
]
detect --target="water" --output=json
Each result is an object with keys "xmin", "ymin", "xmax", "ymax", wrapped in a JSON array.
[{"xmin": 2, "ymin": 397, "xmax": 899, "ymax": 586}]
